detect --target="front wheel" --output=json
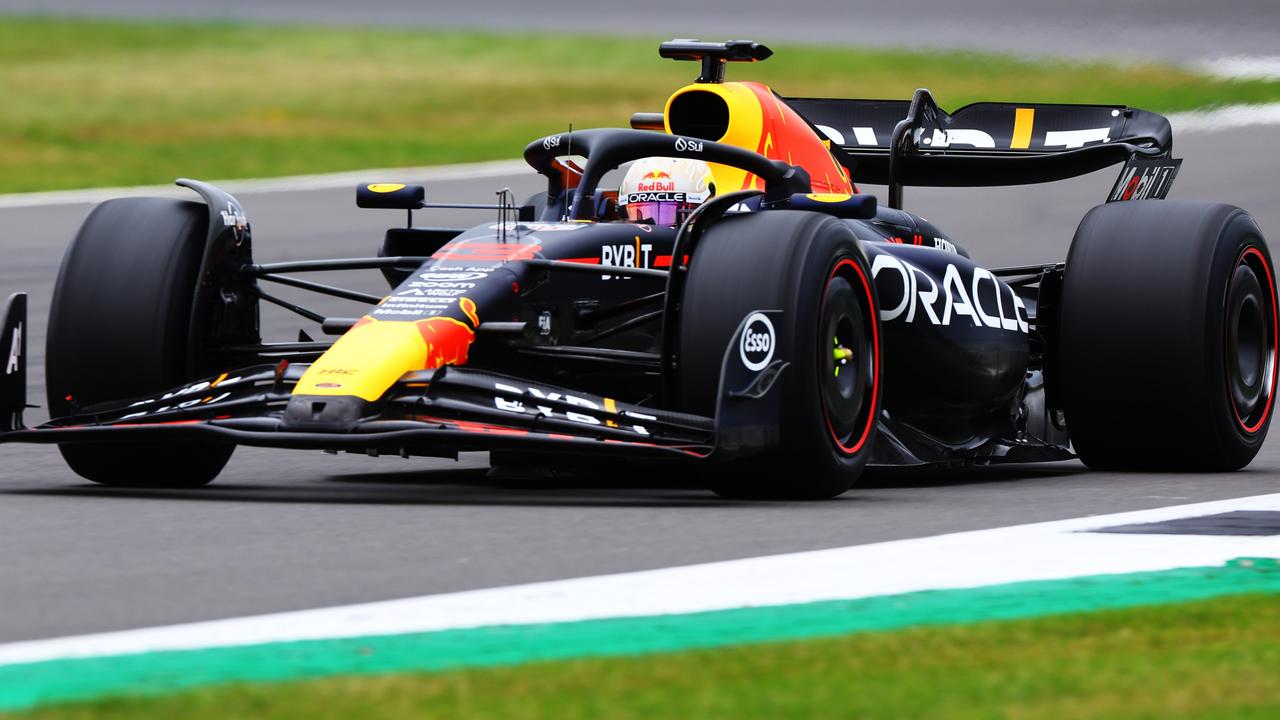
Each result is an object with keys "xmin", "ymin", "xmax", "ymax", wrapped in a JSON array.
[
  {"xmin": 678, "ymin": 211, "xmax": 881, "ymax": 499},
  {"xmin": 46, "ymin": 198, "xmax": 234, "ymax": 486}
]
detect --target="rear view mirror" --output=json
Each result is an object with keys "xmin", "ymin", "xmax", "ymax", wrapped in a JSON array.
[{"xmin": 357, "ymin": 183, "xmax": 426, "ymax": 210}]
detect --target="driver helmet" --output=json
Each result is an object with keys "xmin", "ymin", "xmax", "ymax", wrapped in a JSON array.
[{"xmin": 618, "ymin": 157, "xmax": 715, "ymax": 225}]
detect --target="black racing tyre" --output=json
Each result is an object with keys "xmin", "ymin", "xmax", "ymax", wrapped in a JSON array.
[
  {"xmin": 679, "ymin": 211, "xmax": 881, "ymax": 499},
  {"xmin": 1059, "ymin": 200, "xmax": 1276, "ymax": 471},
  {"xmin": 46, "ymin": 198, "xmax": 234, "ymax": 486}
]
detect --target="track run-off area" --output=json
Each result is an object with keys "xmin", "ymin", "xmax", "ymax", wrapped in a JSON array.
[{"xmin": 0, "ymin": 492, "xmax": 1277, "ymax": 709}]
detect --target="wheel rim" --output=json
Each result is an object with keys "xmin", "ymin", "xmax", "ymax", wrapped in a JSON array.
[
  {"xmin": 1227, "ymin": 246, "xmax": 1278, "ymax": 434},
  {"xmin": 819, "ymin": 258, "xmax": 879, "ymax": 454}
]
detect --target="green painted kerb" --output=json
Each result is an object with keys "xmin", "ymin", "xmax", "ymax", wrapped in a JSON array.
[{"xmin": 1, "ymin": 557, "xmax": 1277, "ymax": 711}]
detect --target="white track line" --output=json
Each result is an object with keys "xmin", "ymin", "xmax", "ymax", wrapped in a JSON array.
[
  {"xmin": 0, "ymin": 160, "xmax": 531, "ymax": 210},
  {"xmin": 1196, "ymin": 55, "xmax": 1280, "ymax": 81},
  {"xmin": 1169, "ymin": 103, "xmax": 1280, "ymax": 133},
  {"xmin": 0, "ymin": 492, "xmax": 1276, "ymax": 667}
]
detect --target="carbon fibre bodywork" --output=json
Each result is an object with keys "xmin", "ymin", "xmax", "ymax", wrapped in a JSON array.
[
  {"xmin": 0, "ymin": 185, "xmax": 1069, "ymax": 468},
  {"xmin": 4, "ymin": 38, "xmax": 1193, "ymax": 477}
]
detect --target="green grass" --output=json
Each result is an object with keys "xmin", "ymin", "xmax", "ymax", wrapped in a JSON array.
[
  {"xmin": 2, "ymin": 17, "xmax": 1280, "ymax": 193},
  {"xmin": 8, "ymin": 593, "xmax": 1280, "ymax": 720}
]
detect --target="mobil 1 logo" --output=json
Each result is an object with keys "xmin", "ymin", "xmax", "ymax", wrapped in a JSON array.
[
  {"xmin": 739, "ymin": 312, "xmax": 776, "ymax": 372},
  {"xmin": 1108, "ymin": 155, "xmax": 1182, "ymax": 202}
]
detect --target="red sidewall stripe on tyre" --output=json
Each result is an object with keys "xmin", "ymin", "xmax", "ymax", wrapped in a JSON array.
[
  {"xmin": 1232, "ymin": 246, "xmax": 1278, "ymax": 434},
  {"xmin": 821, "ymin": 257, "xmax": 880, "ymax": 455}
]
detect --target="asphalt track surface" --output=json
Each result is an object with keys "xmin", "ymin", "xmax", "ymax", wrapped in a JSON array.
[
  {"xmin": 0, "ymin": 125, "xmax": 1277, "ymax": 644},
  {"xmin": 2, "ymin": 0, "xmax": 1278, "ymax": 62}
]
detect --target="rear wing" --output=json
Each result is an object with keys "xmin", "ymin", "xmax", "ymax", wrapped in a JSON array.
[{"xmin": 786, "ymin": 89, "xmax": 1175, "ymax": 207}]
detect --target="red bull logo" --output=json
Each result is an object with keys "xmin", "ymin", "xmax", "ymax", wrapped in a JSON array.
[
  {"xmin": 637, "ymin": 170, "xmax": 675, "ymax": 192},
  {"xmin": 417, "ymin": 298, "xmax": 480, "ymax": 368},
  {"xmin": 415, "ymin": 316, "xmax": 477, "ymax": 368}
]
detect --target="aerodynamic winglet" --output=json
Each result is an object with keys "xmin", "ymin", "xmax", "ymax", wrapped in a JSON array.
[{"xmin": 1, "ymin": 293, "xmax": 28, "ymax": 431}]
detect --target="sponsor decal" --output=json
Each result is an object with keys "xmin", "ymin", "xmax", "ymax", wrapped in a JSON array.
[
  {"xmin": 598, "ymin": 236, "xmax": 656, "ymax": 280},
  {"xmin": 126, "ymin": 376, "xmax": 246, "ymax": 407},
  {"xmin": 492, "ymin": 382, "xmax": 651, "ymax": 435},
  {"xmin": 372, "ymin": 290, "xmax": 458, "ymax": 318},
  {"xmin": 1043, "ymin": 127, "xmax": 1111, "ymax": 149},
  {"xmin": 922, "ymin": 128, "xmax": 996, "ymax": 149},
  {"xmin": 118, "ymin": 392, "xmax": 233, "ymax": 420},
  {"xmin": 219, "ymin": 199, "xmax": 249, "ymax": 244},
  {"xmin": 407, "ymin": 278, "xmax": 475, "ymax": 290},
  {"xmin": 542, "ymin": 135, "xmax": 562, "ymax": 150},
  {"xmin": 818, "ymin": 120, "xmax": 1113, "ymax": 151},
  {"xmin": 619, "ymin": 191, "xmax": 687, "ymax": 205},
  {"xmin": 417, "ymin": 316, "xmax": 477, "ymax": 368},
  {"xmin": 739, "ymin": 312, "xmax": 776, "ymax": 372},
  {"xmin": 486, "ymin": 222, "xmax": 585, "ymax": 233},
  {"xmin": 373, "ymin": 306, "xmax": 448, "ymax": 317},
  {"xmin": 871, "ymin": 255, "xmax": 1028, "ymax": 333},
  {"xmin": 923, "ymin": 126, "xmax": 1110, "ymax": 150},
  {"xmin": 395, "ymin": 287, "xmax": 470, "ymax": 298},
  {"xmin": 601, "ymin": 238, "xmax": 653, "ymax": 267},
  {"xmin": 407, "ymin": 281, "xmax": 476, "ymax": 289},
  {"xmin": 418, "ymin": 271, "xmax": 489, "ymax": 282},
  {"xmin": 932, "ymin": 237, "xmax": 959, "ymax": 254},
  {"xmin": 5, "ymin": 321, "xmax": 19, "ymax": 375},
  {"xmin": 636, "ymin": 170, "xmax": 675, "ymax": 192},
  {"xmin": 815, "ymin": 125, "xmax": 878, "ymax": 147},
  {"xmin": 1011, "ymin": 108, "xmax": 1035, "ymax": 149},
  {"xmin": 1108, "ymin": 156, "xmax": 1182, "ymax": 202},
  {"xmin": 673, "ymin": 137, "xmax": 704, "ymax": 153},
  {"xmin": 220, "ymin": 200, "xmax": 247, "ymax": 229},
  {"xmin": 366, "ymin": 183, "xmax": 406, "ymax": 193},
  {"xmin": 119, "ymin": 376, "xmax": 242, "ymax": 420},
  {"xmin": 537, "ymin": 311, "xmax": 553, "ymax": 336}
]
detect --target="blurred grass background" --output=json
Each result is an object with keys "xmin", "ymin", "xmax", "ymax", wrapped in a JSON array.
[{"xmin": 2, "ymin": 16, "xmax": 1280, "ymax": 193}]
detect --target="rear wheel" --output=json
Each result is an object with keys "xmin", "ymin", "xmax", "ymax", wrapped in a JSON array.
[
  {"xmin": 678, "ymin": 211, "xmax": 881, "ymax": 498},
  {"xmin": 46, "ymin": 198, "xmax": 234, "ymax": 486},
  {"xmin": 1059, "ymin": 200, "xmax": 1276, "ymax": 470}
]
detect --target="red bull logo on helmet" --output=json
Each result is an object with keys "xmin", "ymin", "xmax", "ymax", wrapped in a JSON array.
[{"xmin": 637, "ymin": 170, "xmax": 675, "ymax": 192}]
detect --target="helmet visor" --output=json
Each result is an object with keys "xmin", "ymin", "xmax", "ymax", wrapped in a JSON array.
[
  {"xmin": 627, "ymin": 201, "xmax": 689, "ymax": 225},
  {"xmin": 621, "ymin": 191, "xmax": 697, "ymax": 225}
]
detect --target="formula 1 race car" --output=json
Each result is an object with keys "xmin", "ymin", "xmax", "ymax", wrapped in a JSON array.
[{"xmin": 1, "ymin": 40, "xmax": 1274, "ymax": 498}]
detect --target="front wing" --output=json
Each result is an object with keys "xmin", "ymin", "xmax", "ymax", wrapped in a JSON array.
[{"xmin": 0, "ymin": 363, "xmax": 717, "ymax": 460}]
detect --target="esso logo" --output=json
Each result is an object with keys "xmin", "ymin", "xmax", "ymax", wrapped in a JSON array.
[{"xmin": 739, "ymin": 312, "xmax": 776, "ymax": 371}]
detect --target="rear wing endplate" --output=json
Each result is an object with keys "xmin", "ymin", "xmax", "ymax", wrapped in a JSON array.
[{"xmin": 786, "ymin": 89, "xmax": 1175, "ymax": 207}]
